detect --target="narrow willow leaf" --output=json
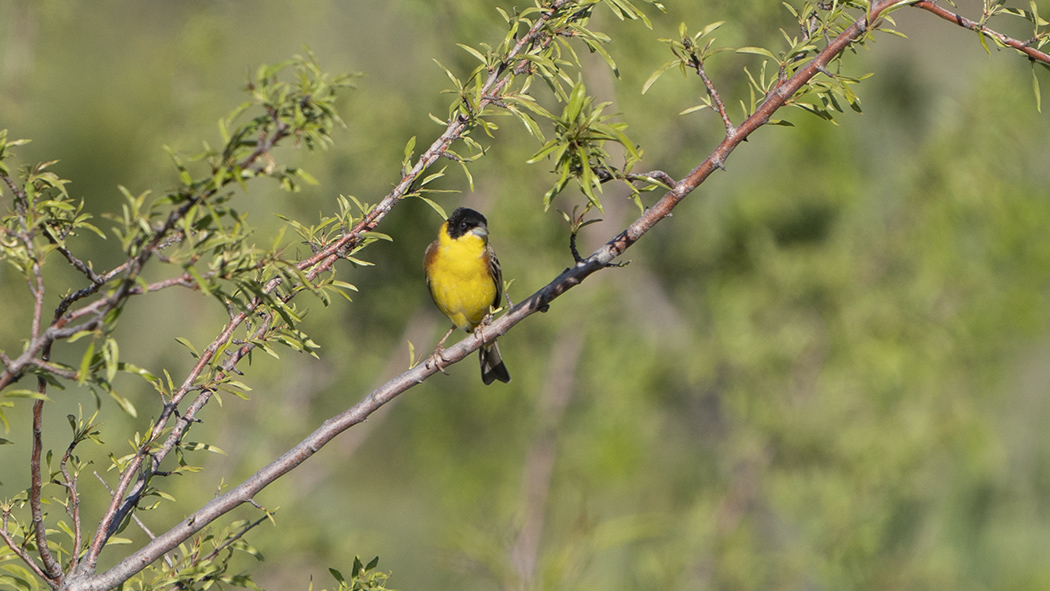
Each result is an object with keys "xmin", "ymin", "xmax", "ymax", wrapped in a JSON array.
[
  {"xmin": 642, "ymin": 61, "xmax": 679, "ymax": 94},
  {"xmin": 737, "ymin": 46, "xmax": 777, "ymax": 59},
  {"xmin": 1034, "ymin": 66, "xmax": 1043, "ymax": 112}
]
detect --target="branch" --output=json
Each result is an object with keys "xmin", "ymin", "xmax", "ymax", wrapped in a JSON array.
[
  {"xmin": 59, "ymin": 442, "xmax": 84, "ymax": 573},
  {"xmin": 70, "ymin": 1, "xmax": 578, "ymax": 581},
  {"xmin": 93, "ymin": 472, "xmax": 175, "ymax": 570},
  {"xmin": 627, "ymin": 170, "xmax": 677, "ymax": 188},
  {"xmin": 67, "ymin": 4, "xmax": 909, "ymax": 590},
  {"xmin": 913, "ymin": 1, "xmax": 1050, "ymax": 65},
  {"xmin": 696, "ymin": 64, "xmax": 734, "ymax": 133},
  {"xmin": 0, "ymin": 508, "xmax": 58, "ymax": 589},
  {"xmin": 29, "ymin": 399, "xmax": 63, "ymax": 581},
  {"xmin": 52, "ymin": 242, "xmax": 103, "ymax": 285}
]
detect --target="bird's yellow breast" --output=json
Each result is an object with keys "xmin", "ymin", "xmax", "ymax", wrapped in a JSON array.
[{"xmin": 426, "ymin": 225, "xmax": 497, "ymax": 331}]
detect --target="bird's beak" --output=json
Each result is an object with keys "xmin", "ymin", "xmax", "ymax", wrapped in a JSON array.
[{"xmin": 472, "ymin": 225, "xmax": 488, "ymax": 239}]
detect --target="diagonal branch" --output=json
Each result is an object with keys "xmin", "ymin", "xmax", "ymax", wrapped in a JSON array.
[
  {"xmin": 913, "ymin": 1, "xmax": 1050, "ymax": 65},
  {"xmin": 696, "ymin": 64, "xmax": 734, "ymax": 133}
]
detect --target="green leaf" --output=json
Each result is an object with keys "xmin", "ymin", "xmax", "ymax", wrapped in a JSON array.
[
  {"xmin": 737, "ymin": 46, "xmax": 777, "ymax": 60},
  {"xmin": 175, "ymin": 337, "xmax": 200, "ymax": 358},
  {"xmin": 187, "ymin": 266, "xmax": 213, "ymax": 296},
  {"xmin": 456, "ymin": 43, "xmax": 487, "ymax": 64},
  {"xmin": 109, "ymin": 389, "xmax": 137, "ymax": 418},
  {"xmin": 1033, "ymin": 66, "xmax": 1042, "ymax": 113},
  {"xmin": 79, "ymin": 342, "xmax": 95, "ymax": 385},
  {"xmin": 182, "ymin": 441, "xmax": 227, "ymax": 455},
  {"xmin": 698, "ymin": 20, "xmax": 725, "ymax": 38},
  {"xmin": 978, "ymin": 29, "xmax": 991, "ymax": 55},
  {"xmin": 566, "ymin": 81, "xmax": 588, "ymax": 123},
  {"xmin": 679, "ymin": 104, "xmax": 711, "ymax": 116},
  {"xmin": 3, "ymin": 389, "xmax": 51, "ymax": 401},
  {"xmin": 642, "ymin": 60, "xmax": 679, "ymax": 94},
  {"xmin": 414, "ymin": 196, "xmax": 447, "ymax": 220},
  {"xmin": 402, "ymin": 136, "xmax": 416, "ymax": 168}
]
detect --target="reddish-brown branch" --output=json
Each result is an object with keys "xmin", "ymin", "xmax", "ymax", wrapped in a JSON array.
[
  {"xmin": 913, "ymin": 1, "xmax": 1050, "ymax": 65},
  {"xmin": 696, "ymin": 64, "xmax": 734, "ymax": 133},
  {"xmin": 30, "ymin": 399, "xmax": 62, "ymax": 581}
]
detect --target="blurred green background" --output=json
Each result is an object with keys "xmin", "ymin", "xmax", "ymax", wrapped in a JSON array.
[{"xmin": 2, "ymin": 1, "xmax": 1050, "ymax": 589}]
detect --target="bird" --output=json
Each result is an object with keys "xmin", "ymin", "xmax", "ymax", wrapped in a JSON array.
[{"xmin": 424, "ymin": 207, "xmax": 511, "ymax": 384}]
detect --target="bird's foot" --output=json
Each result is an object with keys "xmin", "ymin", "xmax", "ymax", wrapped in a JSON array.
[
  {"xmin": 472, "ymin": 315, "xmax": 494, "ymax": 343},
  {"xmin": 426, "ymin": 344, "xmax": 451, "ymax": 375}
]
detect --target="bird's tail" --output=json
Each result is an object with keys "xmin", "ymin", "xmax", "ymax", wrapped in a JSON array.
[{"xmin": 480, "ymin": 340, "xmax": 511, "ymax": 385}]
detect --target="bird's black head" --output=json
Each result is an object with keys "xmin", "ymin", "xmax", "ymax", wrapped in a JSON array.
[{"xmin": 445, "ymin": 207, "xmax": 488, "ymax": 239}]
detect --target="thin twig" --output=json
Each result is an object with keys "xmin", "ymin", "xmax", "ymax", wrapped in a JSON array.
[
  {"xmin": 695, "ymin": 63, "xmax": 734, "ymax": 133},
  {"xmin": 53, "ymin": 243, "xmax": 103, "ymax": 285},
  {"xmin": 92, "ymin": 472, "xmax": 175, "ymax": 570},
  {"xmin": 29, "ymin": 359, "xmax": 77, "ymax": 380},
  {"xmin": 203, "ymin": 513, "xmax": 269, "ymax": 564},
  {"xmin": 0, "ymin": 509, "xmax": 58, "ymax": 588},
  {"xmin": 29, "ymin": 399, "xmax": 63, "ymax": 580},
  {"xmin": 913, "ymin": 1, "xmax": 1050, "ymax": 65},
  {"xmin": 59, "ymin": 442, "xmax": 83, "ymax": 573},
  {"xmin": 627, "ymin": 170, "xmax": 677, "ymax": 188}
]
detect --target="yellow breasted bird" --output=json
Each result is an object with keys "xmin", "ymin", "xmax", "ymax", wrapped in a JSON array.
[{"xmin": 424, "ymin": 207, "xmax": 511, "ymax": 384}]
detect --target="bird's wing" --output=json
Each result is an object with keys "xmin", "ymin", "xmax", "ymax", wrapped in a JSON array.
[{"xmin": 487, "ymin": 245, "xmax": 503, "ymax": 309}]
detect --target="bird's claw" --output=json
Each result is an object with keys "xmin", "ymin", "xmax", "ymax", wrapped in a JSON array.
[
  {"xmin": 472, "ymin": 313, "xmax": 495, "ymax": 342},
  {"xmin": 426, "ymin": 344, "xmax": 451, "ymax": 375}
]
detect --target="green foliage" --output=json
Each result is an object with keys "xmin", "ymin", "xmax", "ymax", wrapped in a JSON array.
[
  {"xmin": 433, "ymin": 0, "xmax": 660, "ymax": 212},
  {"xmin": 1, "ymin": 1, "xmax": 1049, "ymax": 591},
  {"xmin": 0, "ymin": 51, "xmax": 365, "ymax": 591},
  {"xmin": 127, "ymin": 515, "xmax": 273, "ymax": 591},
  {"xmin": 523, "ymin": 80, "xmax": 643, "ymax": 210},
  {"xmin": 320, "ymin": 557, "xmax": 396, "ymax": 591}
]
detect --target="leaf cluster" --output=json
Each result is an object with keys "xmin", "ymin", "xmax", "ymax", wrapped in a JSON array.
[
  {"xmin": 645, "ymin": 2, "xmax": 879, "ymax": 128},
  {"xmin": 0, "ymin": 52, "xmax": 360, "ymax": 591},
  {"xmin": 321, "ymin": 557, "xmax": 395, "ymax": 591},
  {"xmin": 432, "ymin": 0, "xmax": 662, "ymax": 213}
]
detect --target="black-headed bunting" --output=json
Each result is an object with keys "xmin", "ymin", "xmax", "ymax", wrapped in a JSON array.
[{"xmin": 424, "ymin": 207, "xmax": 511, "ymax": 384}]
